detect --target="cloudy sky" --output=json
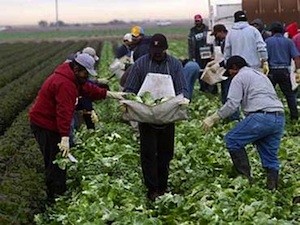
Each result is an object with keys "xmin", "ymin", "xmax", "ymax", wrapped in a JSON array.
[{"xmin": 1, "ymin": 0, "xmax": 241, "ymax": 26}]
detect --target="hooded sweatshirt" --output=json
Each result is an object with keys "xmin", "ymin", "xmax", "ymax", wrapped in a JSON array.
[
  {"xmin": 224, "ymin": 21, "xmax": 268, "ymax": 69},
  {"xmin": 29, "ymin": 63, "xmax": 107, "ymax": 136},
  {"xmin": 250, "ymin": 18, "xmax": 271, "ymax": 40}
]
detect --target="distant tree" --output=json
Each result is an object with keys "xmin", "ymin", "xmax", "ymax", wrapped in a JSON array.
[{"xmin": 38, "ymin": 20, "xmax": 48, "ymax": 27}]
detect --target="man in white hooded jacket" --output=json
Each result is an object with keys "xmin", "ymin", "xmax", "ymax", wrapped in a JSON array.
[{"xmin": 224, "ymin": 11, "xmax": 269, "ymax": 74}]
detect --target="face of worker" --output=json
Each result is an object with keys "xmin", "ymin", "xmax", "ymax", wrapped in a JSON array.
[
  {"xmin": 195, "ymin": 19, "xmax": 202, "ymax": 27},
  {"xmin": 75, "ymin": 67, "xmax": 89, "ymax": 84},
  {"xmin": 228, "ymin": 66, "xmax": 239, "ymax": 77},
  {"xmin": 150, "ymin": 50, "xmax": 167, "ymax": 62}
]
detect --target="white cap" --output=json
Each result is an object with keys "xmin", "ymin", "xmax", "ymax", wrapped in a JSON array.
[
  {"xmin": 75, "ymin": 53, "xmax": 97, "ymax": 76},
  {"xmin": 123, "ymin": 33, "xmax": 132, "ymax": 42},
  {"xmin": 82, "ymin": 47, "xmax": 99, "ymax": 61}
]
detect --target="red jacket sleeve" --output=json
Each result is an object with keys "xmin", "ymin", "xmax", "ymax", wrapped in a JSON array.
[
  {"xmin": 56, "ymin": 83, "xmax": 77, "ymax": 137},
  {"xmin": 81, "ymin": 82, "xmax": 107, "ymax": 100}
]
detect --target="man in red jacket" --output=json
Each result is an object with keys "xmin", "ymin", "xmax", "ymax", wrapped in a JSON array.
[{"xmin": 29, "ymin": 53, "xmax": 124, "ymax": 202}]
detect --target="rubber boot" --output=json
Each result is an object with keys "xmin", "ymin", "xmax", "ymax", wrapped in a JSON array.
[
  {"xmin": 229, "ymin": 149, "xmax": 253, "ymax": 183},
  {"xmin": 266, "ymin": 168, "xmax": 279, "ymax": 190}
]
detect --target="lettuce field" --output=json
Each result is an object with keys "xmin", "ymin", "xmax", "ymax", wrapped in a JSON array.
[{"xmin": 0, "ymin": 36, "xmax": 299, "ymax": 225}]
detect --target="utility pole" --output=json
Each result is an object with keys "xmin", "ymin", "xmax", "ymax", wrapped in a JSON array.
[
  {"xmin": 55, "ymin": 0, "xmax": 59, "ymax": 30},
  {"xmin": 208, "ymin": 0, "xmax": 214, "ymax": 29}
]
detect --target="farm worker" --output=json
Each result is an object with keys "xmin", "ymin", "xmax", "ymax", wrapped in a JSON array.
[
  {"xmin": 130, "ymin": 25, "xmax": 152, "ymax": 61},
  {"xmin": 116, "ymin": 33, "xmax": 134, "ymax": 59},
  {"xmin": 265, "ymin": 22, "xmax": 300, "ymax": 121},
  {"xmin": 188, "ymin": 13, "xmax": 217, "ymax": 94},
  {"xmin": 250, "ymin": 18, "xmax": 271, "ymax": 40},
  {"xmin": 179, "ymin": 58, "xmax": 200, "ymax": 100},
  {"xmin": 110, "ymin": 33, "xmax": 134, "ymax": 82},
  {"xmin": 29, "ymin": 53, "xmax": 126, "ymax": 202},
  {"xmin": 224, "ymin": 11, "xmax": 269, "ymax": 75},
  {"xmin": 66, "ymin": 47, "xmax": 109, "ymax": 147},
  {"xmin": 124, "ymin": 33, "xmax": 189, "ymax": 201},
  {"xmin": 209, "ymin": 24, "xmax": 240, "ymax": 121},
  {"xmin": 202, "ymin": 55, "xmax": 285, "ymax": 190},
  {"xmin": 285, "ymin": 22, "xmax": 298, "ymax": 39}
]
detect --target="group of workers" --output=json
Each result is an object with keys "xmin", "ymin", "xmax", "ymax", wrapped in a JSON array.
[{"xmin": 29, "ymin": 9, "xmax": 300, "ymax": 204}]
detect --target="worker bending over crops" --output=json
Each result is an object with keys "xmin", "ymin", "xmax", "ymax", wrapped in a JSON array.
[
  {"xmin": 203, "ymin": 55, "xmax": 285, "ymax": 190},
  {"xmin": 124, "ymin": 33, "xmax": 189, "ymax": 201},
  {"xmin": 29, "ymin": 53, "xmax": 126, "ymax": 202}
]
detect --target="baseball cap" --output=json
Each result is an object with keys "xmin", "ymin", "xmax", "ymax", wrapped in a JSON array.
[
  {"xmin": 131, "ymin": 26, "xmax": 144, "ymax": 37},
  {"xmin": 123, "ymin": 33, "xmax": 132, "ymax": 42},
  {"xmin": 234, "ymin": 10, "xmax": 247, "ymax": 22},
  {"xmin": 82, "ymin": 47, "xmax": 99, "ymax": 61},
  {"xmin": 194, "ymin": 14, "xmax": 202, "ymax": 21},
  {"xmin": 149, "ymin": 33, "xmax": 168, "ymax": 54},
  {"xmin": 269, "ymin": 21, "xmax": 284, "ymax": 33},
  {"xmin": 211, "ymin": 24, "xmax": 227, "ymax": 36},
  {"xmin": 75, "ymin": 53, "xmax": 97, "ymax": 76}
]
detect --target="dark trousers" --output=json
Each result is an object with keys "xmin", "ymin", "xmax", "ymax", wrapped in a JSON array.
[
  {"xmin": 138, "ymin": 123, "xmax": 175, "ymax": 192},
  {"xmin": 30, "ymin": 123, "xmax": 66, "ymax": 199},
  {"xmin": 268, "ymin": 69, "xmax": 298, "ymax": 120}
]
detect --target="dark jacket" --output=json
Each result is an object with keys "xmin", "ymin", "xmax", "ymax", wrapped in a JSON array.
[{"xmin": 188, "ymin": 24, "xmax": 209, "ymax": 61}]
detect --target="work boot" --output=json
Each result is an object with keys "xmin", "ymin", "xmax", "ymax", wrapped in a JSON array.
[
  {"xmin": 266, "ymin": 168, "xmax": 279, "ymax": 190},
  {"xmin": 229, "ymin": 149, "xmax": 253, "ymax": 183}
]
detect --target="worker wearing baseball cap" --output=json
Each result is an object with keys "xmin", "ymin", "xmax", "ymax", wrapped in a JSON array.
[
  {"xmin": 130, "ymin": 25, "xmax": 151, "ymax": 61},
  {"xmin": 188, "ymin": 14, "xmax": 217, "ymax": 94},
  {"xmin": 124, "ymin": 33, "xmax": 189, "ymax": 201}
]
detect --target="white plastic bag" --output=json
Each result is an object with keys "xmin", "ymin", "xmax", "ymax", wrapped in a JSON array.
[{"xmin": 201, "ymin": 60, "xmax": 227, "ymax": 85}]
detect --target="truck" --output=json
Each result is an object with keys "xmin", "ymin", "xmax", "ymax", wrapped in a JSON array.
[{"xmin": 242, "ymin": 0, "xmax": 300, "ymax": 25}]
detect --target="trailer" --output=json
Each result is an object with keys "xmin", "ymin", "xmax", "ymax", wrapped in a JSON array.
[{"xmin": 242, "ymin": 0, "xmax": 300, "ymax": 25}]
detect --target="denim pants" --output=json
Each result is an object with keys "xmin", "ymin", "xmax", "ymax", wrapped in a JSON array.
[
  {"xmin": 268, "ymin": 69, "xmax": 298, "ymax": 120},
  {"xmin": 183, "ymin": 61, "xmax": 200, "ymax": 100},
  {"xmin": 225, "ymin": 112, "xmax": 285, "ymax": 170}
]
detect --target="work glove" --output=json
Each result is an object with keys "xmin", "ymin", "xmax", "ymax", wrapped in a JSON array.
[
  {"xmin": 179, "ymin": 97, "xmax": 190, "ymax": 106},
  {"xmin": 58, "ymin": 136, "xmax": 70, "ymax": 157},
  {"xmin": 91, "ymin": 110, "xmax": 99, "ymax": 124},
  {"xmin": 97, "ymin": 78, "xmax": 109, "ymax": 84},
  {"xmin": 296, "ymin": 69, "xmax": 300, "ymax": 83},
  {"xmin": 107, "ymin": 91, "xmax": 127, "ymax": 100},
  {"xmin": 262, "ymin": 61, "xmax": 269, "ymax": 75},
  {"xmin": 202, "ymin": 112, "xmax": 221, "ymax": 131}
]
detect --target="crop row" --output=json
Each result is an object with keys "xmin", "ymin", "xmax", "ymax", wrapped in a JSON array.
[
  {"xmin": 35, "ymin": 40, "xmax": 300, "ymax": 224},
  {"xmin": 0, "ymin": 40, "xmax": 104, "ymax": 225}
]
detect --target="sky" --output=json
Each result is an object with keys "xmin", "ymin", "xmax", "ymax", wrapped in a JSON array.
[{"xmin": 1, "ymin": 0, "xmax": 241, "ymax": 26}]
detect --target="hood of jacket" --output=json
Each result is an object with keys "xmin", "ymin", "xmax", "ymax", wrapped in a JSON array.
[
  {"xmin": 54, "ymin": 62, "xmax": 77, "ymax": 84},
  {"xmin": 232, "ymin": 21, "xmax": 250, "ymax": 30}
]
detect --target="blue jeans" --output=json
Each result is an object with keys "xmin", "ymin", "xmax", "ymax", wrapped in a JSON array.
[
  {"xmin": 183, "ymin": 61, "xmax": 200, "ymax": 100},
  {"xmin": 225, "ymin": 112, "xmax": 285, "ymax": 170}
]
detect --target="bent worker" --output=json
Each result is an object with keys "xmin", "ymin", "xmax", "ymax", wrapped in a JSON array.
[{"xmin": 202, "ymin": 55, "xmax": 285, "ymax": 190}]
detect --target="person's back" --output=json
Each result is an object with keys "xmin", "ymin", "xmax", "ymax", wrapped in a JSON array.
[
  {"xmin": 225, "ymin": 22, "xmax": 266, "ymax": 69},
  {"xmin": 266, "ymin": 22, "xmax": 300, "ymax": 68},
  {"xmin": 224, "ymin": 11, "xmax": 267, "ymax": 70}
]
